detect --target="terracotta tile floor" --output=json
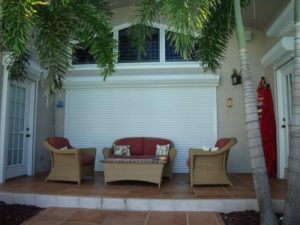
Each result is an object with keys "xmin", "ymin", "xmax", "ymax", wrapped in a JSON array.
[
  {"xmin": 0, "ymin": 172, "xmax": 287, "ymax": 200},
  {"xmin": 22, "ymin": 208, "xmax": 225, "ymax": 225}
]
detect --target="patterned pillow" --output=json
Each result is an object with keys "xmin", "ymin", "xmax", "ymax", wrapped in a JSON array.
[
  {"xmin": 156, "ymin": 144, "xmax": 170, "ymax": 156},
  {"xmin": 113, "ymin": 145, "xmax": 131, "ymax": 156}
]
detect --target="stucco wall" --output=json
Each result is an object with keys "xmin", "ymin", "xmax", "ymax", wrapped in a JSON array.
[
  {"xmin": 54, "ymin": 7, "xmax": 276, "ymax": 174},
  {"xmin": 0, "ymin": 54, "xmax": 3, "ymax": 111},
  {"xmin": 217, "ymin": 28, "xmax": 270, "ymax": 172},
  {"xmin": 34, "ymin": 81, "xmax": 54, "ymax": 173}
]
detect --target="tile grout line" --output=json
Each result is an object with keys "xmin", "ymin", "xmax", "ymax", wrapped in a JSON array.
[
  {"xmin": 100, "ymin": 210, "xmax": 113, "ymax": 225},
  {"xmin": 186, "ymin": 211, "xmax": 189, "ymax": 225},
  {"xmin": 57, "ymin": 208, "xmax": 77, "ymax": 225},
  {"xmin": 144, "ymin": 211, "xmax": 150, "ymax": 225},
  {"xmin": 222, "ymin": 186, "xmax": 233, "ymax": 198}
]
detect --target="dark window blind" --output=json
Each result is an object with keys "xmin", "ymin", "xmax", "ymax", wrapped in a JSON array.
[
  {"xmin": 118, "ymin": 27, "xmax": 159, "ymax": 63},
  {"xmin": 72, "ymin": 46, "xmax": 95, "ymax": 65},
  {"xmin": 165, "ymin": 32, "xmax": 198, "ymax": 62}
]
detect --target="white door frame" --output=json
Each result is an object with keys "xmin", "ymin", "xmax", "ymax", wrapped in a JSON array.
[
  {"xmin": 0, "ymin": 58, "xmax": 39, "ymax": 183},
  {"xmin": 0, "ymin": 61, "xmax": 9, "ymax": 183},
  {"xmin": 275, "ymin": 59, "xmax": 293, "ymax": 179}
]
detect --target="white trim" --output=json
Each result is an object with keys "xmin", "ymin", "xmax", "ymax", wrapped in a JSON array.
[
  {"xmin": 28, "ymin": 60, "xmax": 42, "ymax": 80},
  {"xmin": 26, "ymin": 81, "xmax": 36, "ymax": 176},
  {"xmin": 266, "ymin": 0, "xmax": 294, "ymax": 37},
  {"xmin": 0, "ymin": 67, "xmax": 9, "ymax": 183},
  {"xmin": 266, "ymin": 1, "xmax": 294, "ymax": 37},
  {"xmin": 275, "ymin": 61, "xmax": 294, "ymax": 179},
  {"xmin": 261, "ymin": 37, "xmax": 294, "ymax": 68},
  {"xmin": 64, "ymin": 74, "xmax": 220, "ymax": 89},
  {"xmin": 112, "ymin": 22, "xmax": 166, "ymax": 33},
  {"xmin": 70, "ymin": 61, "xmax": 201, "ymax": 72},
  {"xmin": 160, "ymin": 27, "xmax": 166, "ymax": 63}
]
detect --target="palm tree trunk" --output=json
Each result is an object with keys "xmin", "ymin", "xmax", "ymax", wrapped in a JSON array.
[
  {"xmin": 283, "ymin": 1, "xmax": 300, "ymax": 224},
  {"xmin": 233, "ymin": 0, "xmax": 278, "ymax": 225}
]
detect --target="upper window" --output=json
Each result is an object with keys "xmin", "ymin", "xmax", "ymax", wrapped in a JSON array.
[
  {"xmin": 165, "ymin": 31, "xmax": 198, "ymax": 62},
  {"xmin": 72, "ymin": 46, "xmax": 95, "ymax": 65},
  {"xmin": 118, "ymin": 27, "xmax": 159, "ymax": 63},
  {"xmin": 72, "ymin": 24, "xmax": 199, "ymax": 65}
]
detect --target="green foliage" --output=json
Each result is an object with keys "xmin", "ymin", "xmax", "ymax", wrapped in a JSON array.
[
  {"xmin": 0, "ymin": 0, "xmax": 40, "ymax": 81},
  {"xmin": 132, "ymin": 0, "xmax": 251, "ymax": 72},
  {"xmin": 0, "ymin": 0, "xmax": 116, "ymax": 95}
]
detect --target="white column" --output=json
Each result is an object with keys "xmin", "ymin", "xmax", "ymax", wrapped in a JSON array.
[{"xmin": 0, "ymin": 56, "xmax": 9, "ymax": 183}]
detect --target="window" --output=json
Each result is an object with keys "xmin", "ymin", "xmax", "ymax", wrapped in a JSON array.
[
  {"xmin": 72, "ymin": 46, "xmax": 95, "ymax": 65},
  {"xmin": 118, "ymin": 27, "xmax": 159, "ymax": 63},
  {"xmin": 165, "ymin": 31, "xmax": 198, "ymax": 62},
  {"xmin": 72, "ymin": 24, "xmax": 200, "ymax": 65}
]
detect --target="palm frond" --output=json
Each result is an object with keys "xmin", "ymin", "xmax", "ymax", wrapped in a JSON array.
[
  {"xmin": 34, "ymin": 1, "xmax": 74, "ymax": 94},
  {"xmin": 163, "ymin": 0, "xmax": 214, "ymax": 59},
  {"xmin": 71, "ymin": 0, "xmax": 117, "ymax": 81},
  {"xmin": 0, "ymin": 0, "xmax": 41, "ymax": 80},
  {"xmin": 195, "ymin": 0, "xmax": 251, "ymax": 72},
  {"xmin": 130, "ymin": 0, "xmax": 162, "ymax": 54}
]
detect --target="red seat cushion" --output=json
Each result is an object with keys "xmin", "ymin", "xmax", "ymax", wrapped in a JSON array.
[
  {"xmin": 80, "ymin": 155, "xmax": 95, "ymax": 166},
  {"xmin": 48, "ymin": 137, "xmax": 72, "ymax": 149},
  {"xmin": 143, "ymin": 138, "xmax": 171, "ymax": 156},
  {"xmin": 116, "ymin": 137, "xmax": 144, "ymax": 155},
  {"xmin": 215, "ymin": 138, "xmax": 230, "ymax": 148}
]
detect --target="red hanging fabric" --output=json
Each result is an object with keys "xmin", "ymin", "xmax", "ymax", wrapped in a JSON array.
[{"xmin": 256, "ymin": 79, "xmax": 277, "ymax": 177}]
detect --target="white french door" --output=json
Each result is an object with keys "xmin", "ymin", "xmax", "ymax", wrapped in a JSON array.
[
  {"xmin": 276, "ymin": 61, "xmax": 293, "ymax": 179},
  {"xmin": 5, "ymin": 80, "xmax": 35, "ymax": 179}
]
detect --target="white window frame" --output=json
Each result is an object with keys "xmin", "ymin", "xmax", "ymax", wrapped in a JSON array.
[{"xmin": 72, "ymin": 22, "xmax": 200, "ymax": 70}]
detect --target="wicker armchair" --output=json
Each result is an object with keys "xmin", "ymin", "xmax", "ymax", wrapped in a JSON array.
[
  {"xmin": 44, "ymin": 137, "xmax": 96, "ymax": 184},
  {"xmin": 188, "ymin": 137, "xmax": 237, "ymax": 187}
]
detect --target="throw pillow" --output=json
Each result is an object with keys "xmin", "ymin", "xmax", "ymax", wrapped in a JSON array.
[
  {"xmin": 113, "ymin": 145, "xmax": 131, "ymax": 156},
  {"xmin": 156, "ymin": 144, "xmax": 170, "ymax": 156},
  {"xmin": 201, "ymin": 146, "xmax": 219, "ymax": 151}
]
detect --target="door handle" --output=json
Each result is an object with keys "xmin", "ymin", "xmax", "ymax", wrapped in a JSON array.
[
  {"xmin": 281, "ymin": 125, "xmax": 286, "ymax": 128},
  {"xmin": 26, "ymin": 134, "xmax": 31, "ymax": 137}
]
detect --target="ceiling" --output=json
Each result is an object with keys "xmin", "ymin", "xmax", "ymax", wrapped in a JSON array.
[{"xmin": 111, "ymin": 0, "xmax": 290, "ymax": 31}]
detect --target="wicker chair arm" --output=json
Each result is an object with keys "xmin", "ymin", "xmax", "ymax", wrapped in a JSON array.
[
  {"xmin": 102, "ymin": 147, "xmax": 112, "ymax": 159},
  {"xmin": 169, "ymin": 147, "xmax": 177, "ymax": 162},
  {"xmin": 189, "ymin": 148, "xmax": 229, "ymax": 156}
]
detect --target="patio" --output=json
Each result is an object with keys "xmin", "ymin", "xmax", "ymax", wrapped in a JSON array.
[{"xmin": 0, "ymin": 172, "xmax": 286, "ymax": 212}]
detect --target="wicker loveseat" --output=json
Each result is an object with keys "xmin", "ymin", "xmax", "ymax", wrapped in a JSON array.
[
  {"xmin": 102, "ymin": 137, "xmax": 177, "ymax": 179},
  {"xmin": 188, "ymin": 137, "xmax": 237, "ymax": 187},
  {"xmin": 44, "ymin": 137, "xmax": 96, "ymax": 184}
]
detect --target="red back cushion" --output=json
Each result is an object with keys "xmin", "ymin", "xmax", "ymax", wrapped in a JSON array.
[
  {"xmin": 48, "ymin": 137, "xmax": 72, "ymax": 149},
  {"xmin": 215, "ymin": 138, "xmax": 230, "ymax": 148},
  {"xmin": 116, "ymin": 137, "xmax": 144, "ymax": 155},
  {"xmin": 186, "ymin": 157, "xmax": 191, "ymax": 168},
  {"xmin": 80, "ymin": 155, "xmax": 95, "ymax": 166},
  {"xmin": 143, "ymin": 138, "xmax": 171, "ymax": 156}
]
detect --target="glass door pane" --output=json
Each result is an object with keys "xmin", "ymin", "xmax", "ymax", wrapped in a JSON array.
[{"xmin": 7, "ymin": 85, "xmax": 26, "ymax": 167}]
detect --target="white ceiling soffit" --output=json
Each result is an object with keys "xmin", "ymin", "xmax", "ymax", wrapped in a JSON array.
[
  {"xmin": 261, "ymin": 36, "xmax": 294, "ymax": 68},
  {"xmin": 266, "ymin": 1, "xmax": 294, "ymax": 37}
]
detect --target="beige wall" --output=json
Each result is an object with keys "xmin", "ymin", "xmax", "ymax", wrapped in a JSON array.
[
  {"xmin": 34, "ymin": 81, "xmax": 54, "ymax": 173},
  {"xmin": 217, "ymin": 28, "xmax": 269, "ymax": 172},
  {"xmin": 0, "ymin": 54, "xmax": 3, "ymax": 111}
]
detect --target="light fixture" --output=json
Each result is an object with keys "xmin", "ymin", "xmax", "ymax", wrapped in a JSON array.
[{"xmin": 231, "ymin": 69, "xmax": 242, "ymax": 85}]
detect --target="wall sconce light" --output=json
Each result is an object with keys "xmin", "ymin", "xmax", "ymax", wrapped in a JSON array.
[
  {"xmin": 231, "ymin": 69, "xmax": 242, "ymax": 85},
  {"xmin": 56, "ymin": 100, "xmax": 64, "ymax": 108}
]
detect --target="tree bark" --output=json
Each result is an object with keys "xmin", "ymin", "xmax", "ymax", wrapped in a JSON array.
[
  {"xmin": 233, "ymin": 0, "xmax": 278, "ymax": 225},
  {"xmin": 283, "ymin": 1, "xmax": 300, "ymax": 224}
]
